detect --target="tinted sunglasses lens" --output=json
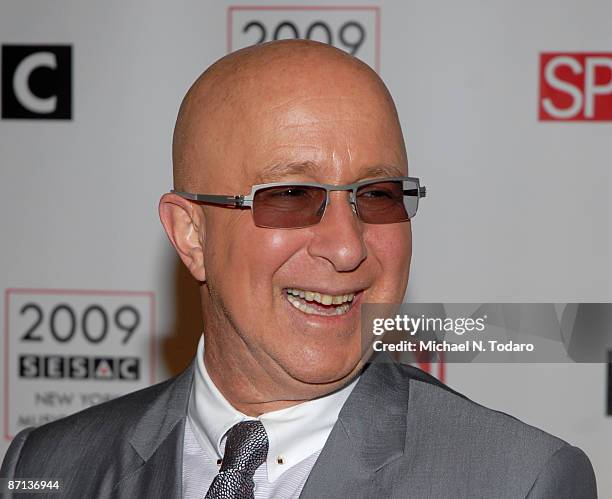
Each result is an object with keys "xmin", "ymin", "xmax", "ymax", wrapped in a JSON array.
[
  {"xmin": 252, "ymin": 185, "xmax": 327, "ymax": 228},
  {"xmin": 356, "ymin": 180, "xmax": 417, "ymax": 224}
]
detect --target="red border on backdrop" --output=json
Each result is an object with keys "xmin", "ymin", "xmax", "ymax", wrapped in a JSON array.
[
  {"xmin": 227, "ymin": 5, "xmax": 381, "ymax": 73},
  {"xmin": 3, "ymin": 287, "xmax": 156, "ymax": 441}
]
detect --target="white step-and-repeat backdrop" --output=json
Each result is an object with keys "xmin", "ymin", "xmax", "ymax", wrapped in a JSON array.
[{"xmin": 1, "ymin": 0, "xmax": 611, "ymax": 494}]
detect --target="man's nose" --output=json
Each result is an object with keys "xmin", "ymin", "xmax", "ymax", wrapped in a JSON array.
[{"xmin": 306, "ymin": 191, "xmax": 367, "ymax": 272}]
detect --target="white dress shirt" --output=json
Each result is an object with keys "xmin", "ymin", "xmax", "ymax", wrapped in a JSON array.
[{"xmin": 182, "ymin": 335, "xmax": 359, "ymax": 499}]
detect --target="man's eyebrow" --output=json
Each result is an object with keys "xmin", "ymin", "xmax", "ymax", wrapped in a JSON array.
[
  {"xmin": 254, "ymin": 161, "xmax": 318, "ymax": 183},
  {"xmin": 359, "ymin": 164, "xmax": 406, "ymax": 179},
  {"xmin": 254, "ymin": 162, "xmax": 406, "ymax": 184}
]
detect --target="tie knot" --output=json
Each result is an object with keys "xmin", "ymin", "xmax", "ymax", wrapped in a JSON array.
[{"xmin": 220, "ymin": 421, "xmax": 268, "ymax": 474}]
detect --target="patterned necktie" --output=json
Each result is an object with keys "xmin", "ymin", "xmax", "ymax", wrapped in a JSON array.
[{"xmin": 205, "ymin": 421, "xmax": 269, "ymax": 499}]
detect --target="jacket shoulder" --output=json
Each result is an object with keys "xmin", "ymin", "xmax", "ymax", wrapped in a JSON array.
[
  {"xmin": 5, "ymin": 364, "xmax": 193, "ymax": 481},
  {"xmin": 380, "ymin": 361, "xmax": 596, "ymax": 497},
  {"xmin": 391, "ymin": 361, "xmax": 567, "ymax": 451}
]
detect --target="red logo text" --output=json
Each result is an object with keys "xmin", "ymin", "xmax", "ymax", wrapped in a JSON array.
[{"xmin": 539, "ymin": 53, "xmax": 612, "ymax": 121}]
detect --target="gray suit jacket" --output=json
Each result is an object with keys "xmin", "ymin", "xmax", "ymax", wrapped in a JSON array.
[{"xmin": 1, "ymin": 359, "xmax": 597, "ymax": 498}]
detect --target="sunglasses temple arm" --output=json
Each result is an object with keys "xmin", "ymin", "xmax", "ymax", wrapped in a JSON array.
[
  {"xmin": 172, "ymin": 191, "xmax": 246, "ymax": 207},
  {"xmin": 403, "ymin": 187, "xmax": 427, "ymax": 198}
]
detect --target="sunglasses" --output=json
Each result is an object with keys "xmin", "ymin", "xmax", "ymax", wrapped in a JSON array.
[{"xmin": 172, "ymin": 176, "xmax": 426, "ymax": 229}]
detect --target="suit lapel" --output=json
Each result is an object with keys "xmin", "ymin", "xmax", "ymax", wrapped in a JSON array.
[
  {"xmin": 113, "ymin": 361, "xmax": 195, "ymax": 498},
  {"xmin": 299, "ymin": 358, "xmax": 413, "ymax": 498},
  {"xmin": 114, "ymin": 420, "xmax": 187, "ymax": 498}
]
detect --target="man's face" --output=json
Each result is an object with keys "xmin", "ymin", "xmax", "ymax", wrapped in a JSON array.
[{"xmin": 198, "ymin": 68, "xmax": 411, "ymax": 394}]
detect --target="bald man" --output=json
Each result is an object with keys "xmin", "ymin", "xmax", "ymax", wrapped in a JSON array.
[{"xmin": 1, "ymin": 40, "xmax": 597, "ymax": 499}]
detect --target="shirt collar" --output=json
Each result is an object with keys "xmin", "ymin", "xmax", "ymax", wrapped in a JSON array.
[{"xmin": 188, "ymin": 334, "xmax": 359, "ymax": 482}]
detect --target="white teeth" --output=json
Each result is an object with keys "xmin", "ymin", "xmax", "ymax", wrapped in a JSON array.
[
  {"xmin": 285, "ymin": 288, "xmax": 355, "ymax": 305},
  {"xmin": 286, "ymin": 294, "xmax": 351, "ymax": 316},
  {"xmin": 321, "ymin": 294, "xmax": 333, "ymax": 306},
  {"xmin": 284, "ymin": 288, "xmax": 357, "ymax": 317}
]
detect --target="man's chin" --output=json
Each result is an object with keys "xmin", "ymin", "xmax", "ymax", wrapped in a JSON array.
[{"xmin": 279, "ymin": 353, "xmax": 365, "ymax": 393}]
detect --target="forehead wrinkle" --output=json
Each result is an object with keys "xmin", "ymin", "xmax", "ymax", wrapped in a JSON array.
[
  {"xmin": 264, "ymin": 95, "xmax": 370, "ymax": 113},
  {"xmin": 253, "ymin": 161, "xmax": 406, "ymax": 184},
  {"xmin": 265, "ymin": 117, "xmax": 375, "ymax": 131}
]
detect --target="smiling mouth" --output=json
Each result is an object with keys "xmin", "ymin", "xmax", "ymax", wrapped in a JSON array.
[{"xmin": 284, "ymin": 287, "xmax": 358, "ymax": 316}]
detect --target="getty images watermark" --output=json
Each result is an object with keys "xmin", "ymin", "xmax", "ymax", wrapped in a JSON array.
[{"xmin": 361, "ymin": 303, "xmax": 612, "ymax": 363}]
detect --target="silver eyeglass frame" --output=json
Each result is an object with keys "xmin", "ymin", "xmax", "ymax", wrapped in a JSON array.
[{"xmin": 172, "ymin": 176, "xmax": 426, "ymax": 226}]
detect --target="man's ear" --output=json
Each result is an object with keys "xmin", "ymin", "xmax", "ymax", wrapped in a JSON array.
[{"xmin": 158, "ymin": 193, "xmax": 206, "ymax": 282}]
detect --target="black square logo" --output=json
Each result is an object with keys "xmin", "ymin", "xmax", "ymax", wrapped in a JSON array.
[{"xmin": 2, "ymin": 44, "xmax": 72, "ymax": 119}]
